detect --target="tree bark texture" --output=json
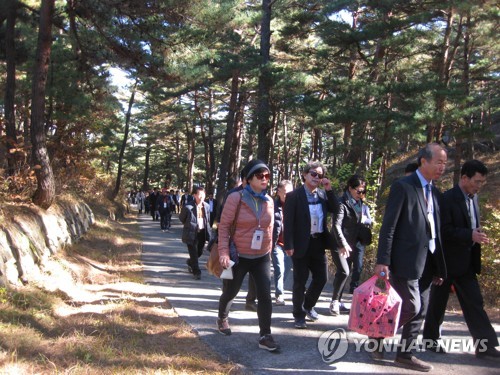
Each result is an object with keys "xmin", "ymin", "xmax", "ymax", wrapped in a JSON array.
[{"xmin": 31, "ymin": 0, "xmax": 56, "ymax": 209}]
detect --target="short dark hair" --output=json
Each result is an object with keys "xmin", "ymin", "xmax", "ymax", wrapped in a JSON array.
[
  {"xmin": 461, "ymin": 160, "xmax": 488, "ymax": 178},
  {"xmin": 191, "ymin": 186, "xmax": 205, "ymax": 195},
  {"xmin": 417, "ymin": 143, "xmax": 446, "ymax": 166},
  {"xmin": 404, "ymin": 162, "xmax": 418, "ymax": 174},
  {"xmin": 345, "ymin": 174, "xmax": 366, "ymax": 192},
  {"xmin": 301, "ymin": 161, "xmax": 324, "ymax": 182}
]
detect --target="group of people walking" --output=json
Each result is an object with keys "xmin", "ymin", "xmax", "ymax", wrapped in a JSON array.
[{"xmin": 147, "ymin": 143, "xmax": 498, "ymax": 371}]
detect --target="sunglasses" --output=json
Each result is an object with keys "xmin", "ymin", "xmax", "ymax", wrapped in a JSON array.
[
  {"xmin": 309, "ymin": 171, "xmax": 324, "ymax": 179},
  {"xmin": 355, "ymin": 189, "xmax": 366, "ymax": 194},
  {"xmin": 255, "ymin": 172, "xmax": 271, "ymax": 180}
]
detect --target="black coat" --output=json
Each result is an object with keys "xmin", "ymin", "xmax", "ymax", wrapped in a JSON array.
[
  {"xmin": 332, "ymin": 192, "xmax": 362, "ymax": 250},
  {"xmin": 283, "ymin": 185, "xmax": 339, "ymax": 259},
  {"xmin": 440, "ymin": 184, "xmax": 481, "ymax": 276},
  {"xmin": 377, "ymin": 172, "xmax": 447, "ymax": 280}
]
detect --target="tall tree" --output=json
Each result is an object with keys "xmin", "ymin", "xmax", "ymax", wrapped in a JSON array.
[{"xmin": 31, "ymin": 0, "xmax": 55, "ymax": 209}]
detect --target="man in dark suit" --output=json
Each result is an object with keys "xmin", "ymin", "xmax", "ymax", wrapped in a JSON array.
[
  {"xmin": 374, "ymin": 143, "xmax": 448, "ymax": 372},
  {"xmin": 423, "ymin": 160, "xmax": 499, "ymax": 360},
  {"xmin": 179, "ymin": 186, "xmax": 212, "ymax": 280},
  {"xmin": 283, "ymin": 161, "xmax": 339, "ymax": 329}
]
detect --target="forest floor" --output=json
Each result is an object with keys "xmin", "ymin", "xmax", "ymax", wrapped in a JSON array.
[{"xmin": 0, "ymin": 203, "xmax": 241, "ymax": 374}]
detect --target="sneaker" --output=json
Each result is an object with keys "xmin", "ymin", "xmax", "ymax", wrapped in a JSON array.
[
  {"xmin": 303, "ymin": 307, "xmax": 319, "ymax": 321},
  {"xmin": 329, "ymin": 300, "xmax": 340, "ymax": 316},
  {"xmin": 245, "ymin": 301, "xmax": 258, "ymax": 312},
  {"xmin": 275, "ymin": 296, "xmax": 285, "ymax": 306},
  {"xmin": 259, "ymin": 334, "xmax": 279, "ymax": 351},
  {"xmin": 339, "ymin": 302, "xmax": 350, "ymax": 313},
  {"xmin": 217, "ymin": 318, "xmax": 231, "ymax": 336},
  {"xmin": 294, "ymin": 318, "xmax": 307, "ymax": 329}
]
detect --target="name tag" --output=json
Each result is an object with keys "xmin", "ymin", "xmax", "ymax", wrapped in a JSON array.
[
  {"xmin": 251, "ymin": 229, "xmax": 264, "ymax": 250},
  {"xmin": 311, "ymin": 213, "xmax": 319, "ymax": 233}
]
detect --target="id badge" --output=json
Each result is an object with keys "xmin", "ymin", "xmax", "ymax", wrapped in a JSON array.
[
  {"xmin": 251, "ymin": 229, "xmax": 264, "ymax": 250},
  {"xmin": 311, "ymin": 213, "xmax": 319, "ymax": 233}
]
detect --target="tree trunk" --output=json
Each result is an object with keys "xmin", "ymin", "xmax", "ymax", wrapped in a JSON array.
[
  {"xmin": 256, "ymin": 0, "xmax": 272, "ymax": 164},
  {"xmin": 31, "ymin": 0, "xmax": 56, "ymax": 209},
  {"xmin": 142, "ymin": 141, "xmax": 151, "ymax": 191},
  {"xmin": 215, "ymin": 70, "xmax": 240, "ymax": 205},
  {"xmin": 111, "ymin": 81, "xmax": 137, "ymax": 200},
  {"xmin": 4, "ymin": 0, "xmax": 18, "ymax": 176}
]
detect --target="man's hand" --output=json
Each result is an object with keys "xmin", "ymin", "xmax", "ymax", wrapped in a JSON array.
[
  {"xmin": 374, "ymin": 264, "xmax": 389, "ymax": 280},
  {"xmin": 285, "ymin": 249, "xmax": 294, "ymax": 257},
  {"xmin": 432, "ymin": 277, "xmax": 444, "ymax": 286},
  {"xmin": 472, "ymin": 228, "xmax": 489, "ymax": 244},
  {"xmin": 321, "ymin": 178, "xmax": 332, "ymax": 191}
]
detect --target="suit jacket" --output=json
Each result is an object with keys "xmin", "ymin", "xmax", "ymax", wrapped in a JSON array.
[
  {"xmin": 441, "ymin": 184, "xmax": 481, "ymax": 276},
  {"xmin": 179, "ymin": 201, "xmax": 212, "ymax": 246},
  {"xmin": 283, "ymin": 185, "xmax": 339, "ymax": 259},
  {"xmin": 377, "ymin": 172, "xmax": 447, "ymax": 280}
]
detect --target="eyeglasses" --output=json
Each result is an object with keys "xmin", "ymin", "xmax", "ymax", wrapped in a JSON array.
[
  {"xmin": 255, "ymin": 172, "xmax": 271, "ymax": 180},
  {"xmin": 309, "ymin": 170, "xmax": 324, "ymax": 179},
  {"xmin": 355, "ymin": 189, "xmax": 366, "ymax": 194}
]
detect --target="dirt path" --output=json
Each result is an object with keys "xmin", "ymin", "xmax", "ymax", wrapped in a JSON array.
[{"xmin": 140, "ymin": 212, "xmax": 499, "ymax": 374}]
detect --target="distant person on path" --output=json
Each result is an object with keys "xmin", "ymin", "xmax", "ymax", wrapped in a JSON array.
[
  {"xmin": 283, "ymin": 161, "xmax": 339, "ymax": 329},
  {"xmin": 329, "ymin": 175, "xmax": 368, "ymax": 316},
  {"xmin": 136, "ymin": 190, "xmax": 146, "ymax": 214},
  {"xmin": 206, "ymin": 193, "xmax": 218, "ymax": 228},
  {"xmin": 149, "ymin": 188, "xmax": 160, "ymax": 221},
  {"xmin": 272, "ymin": 179, "xmax": 293, "ymax": 306},
  {"xmin": 174, "ymin": 190, "xmax": 181, "ymax": 213},
  {"xmin": 157, "ymin": 189, "xmax": 173, "ymax": 231},
  {"xmin": 374, "ymin": 143, "xmax": 447, "ymax": 372},
  {"xmin": 423, "ymin": 160, "xmax": 499, "ymax": 360},
  {"xmin": 351, "ymin": 190, "xmax": 373, "ymax": 293},
  {"xmin": 179, "ymin": 186, "xmax": 212, "ymax": 280},
  {"xmin": 216, "ymin": 159, "xmax": 278, "ymax": 352}
]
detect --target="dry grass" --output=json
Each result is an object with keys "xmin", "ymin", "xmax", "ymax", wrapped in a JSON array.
[{"xmin": 0, "ymin": 205, "xmax": 241, "ymax": 374}]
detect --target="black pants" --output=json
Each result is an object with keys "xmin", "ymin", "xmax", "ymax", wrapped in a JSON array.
[
  {"xmin": 292, "ymin": 237, "xmax": 328, "ymax": 320},
  {"xmin": 218, "ymin": 255, "xmax": 272, "ymax": 336},
  {"xmin": 389, "ymin": 257, "xmax": 434, "ymax": 357},
  {"xmin": 423, "ymin": 265, "xmax": 499, "ymax": 349},
  {"xmin": 330, "ymin": 247, "xmax": 350, "ymax": 301},
  {"xmin": 187, "ymin": 230, "xmax": 206, "ymax": 275}
]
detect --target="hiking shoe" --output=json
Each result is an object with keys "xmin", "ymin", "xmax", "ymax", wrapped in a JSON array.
[
  {"xmin": 294, "ymin": 318, "xmax": 307, "ymax": 329},
  {"xmin": 303, "ymin": 306, "xmax": 319, "ymax": 321},
  {"xmin": 245, "ymin": 301, "xmax": 258, "ymax": 312},
  {"xmin": 217, "ymin": 318, "xmax": 231, "ymax": 336},
  {"xmin": 259, "ymin": 334, "xmax": 279, "ymax": 351},
  {"xmin": 329, "ymin": 300, "xmax": 340, "ymax": 316},
  {"xmin": 394, "ymin": 355, "xmax": 433, "ymax": 372},
  {"xmin": 275, "ymin": 296, "xmax": 285, "ymax": 306}
]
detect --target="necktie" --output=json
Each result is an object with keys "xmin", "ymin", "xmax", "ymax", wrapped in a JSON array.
[
  {"xmin": 426, "ymin": 184, "xmax": 436, "ymax": 253},
  {"xmin": 468, "ymin": 195, "xmax": 477, "ymax": 229}
]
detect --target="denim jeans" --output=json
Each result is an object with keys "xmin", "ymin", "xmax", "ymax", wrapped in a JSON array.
[{"xmin": 271, "ymin": 244, "xmax": 292, "ymax": 297}]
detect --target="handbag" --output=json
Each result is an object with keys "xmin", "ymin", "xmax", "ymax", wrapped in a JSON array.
[
  {"xmin": 348, "ymin": 275, "xmax": 402, "ymax": 338},
  {"xmin": 206, "ymin": 192, "xmax": 243, "ymax": 277},
  {"xmin": 357, "ymin": 224, "xmax": 372, "ymax": 246}
]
